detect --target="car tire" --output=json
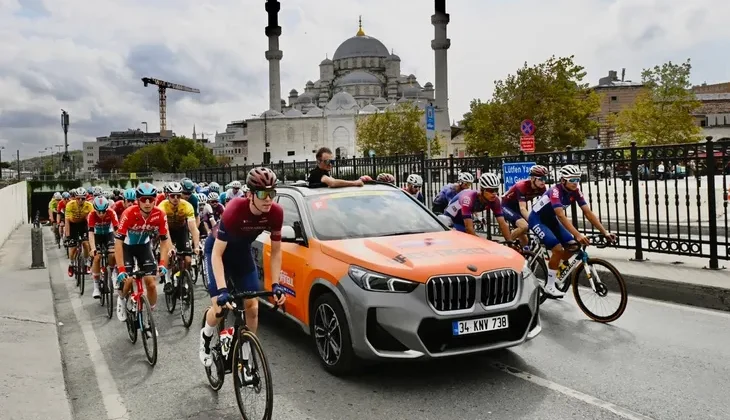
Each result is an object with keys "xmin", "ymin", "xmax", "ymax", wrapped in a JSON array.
[{"xmin": 311, "ymin": 293, "xmax": 360, "ymax": 376}]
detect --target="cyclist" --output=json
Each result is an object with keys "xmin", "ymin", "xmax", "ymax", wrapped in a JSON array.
[
  {"xmin": 218, "ymin": 183, "xmax": 231, "ymax": 204},
  {"xmin": 432, "ymin": 172, "xmax": 474, "ymax": 214},
  {"xmin": 196, "ymin": 193, "xmax": 213, "ymax": 238},
  {"xmin": 199, "ymin": 167, "xmax": 286, "ymax": 374},
  {"xmin": 112, "ymin": 188, "xmax": 123, "ymax": 202},
  {"xmin": 181, "ymin": 178, "xmax": 200, "ymax": 225},
  {"xmin": 114, "ymin": 183, "xmax": 170, "ymax": 321},
  {"xmin": 402, "ymin": 174, "xmax": 424, "ymax": 204},
  {"xmin": 159, "ymin": 182, "xmax": 200, "ymax": 294},
  {"xmin": 64, "ymin": 188, "xmax": 94, "ymax": 277},
  {"xmin": 445, "ymin": 172, "xmax": 512, "ymax": 241},
  {"xmin": 206, "ymin": 192, "xmax": 226, "ymax": 223},
  {"xmin": 112, "ymin": 188, "xmax": 136, "ymax": 219},
  {"xmin": 207, "ymin": 182, "xmax": 221, "ymax": 196},
  {"xmin": 56, "ymin": 192, "xmax": 70, "ymax": 241},
  {"xmin": 154, "ymin": 184, "xmax": 167, "ymax": 205},
  {"xmin": 222, "ymin": 180, "xmax": 245, "ymax": 204},
  {"xmin": 49, "ymin": 192, "xmax": 62, "ymax": 240},
  {"xmin": 528, "ymin": 165, "xmax": 616, "ymax": 298},
  {"xmin": 87, "ymin": 196, "xmax": 119, "ymax": 299},
  {"xmin": 501, "ymin": 165, "xmax": 548, "ymax": 248},
  {"xmin": 376, "ymin": 173, "xmax": 396, "ymax": 185}
]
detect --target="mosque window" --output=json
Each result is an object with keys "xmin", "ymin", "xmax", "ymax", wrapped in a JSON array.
[{"xmin": 287, "ymin": 151, "xmax": 295, "ymax": 156}]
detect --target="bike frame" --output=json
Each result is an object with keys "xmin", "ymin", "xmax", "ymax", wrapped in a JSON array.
[
  {"xmin": 527, "ymin": 236, "xmax": 606, "ymax": 294},
  {"xmin": 130, "ymin": 275, "xmax": 146, "ymax": 312}
]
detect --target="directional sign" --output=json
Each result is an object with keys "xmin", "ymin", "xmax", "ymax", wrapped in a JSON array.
[
  {"xmin": 520, "ymin": 135, "xmax": 535, "ymax": 153},
  {"xmin": 426, "ymin": 105, "xmax": 435, "ymax": 140},
  {"xmin": 502, "ymin": 161, "xmax": 536, "ymax": 191},
  {"xmin": 520, "ymin": 119, "xmax": 536, "ymax": 136}
]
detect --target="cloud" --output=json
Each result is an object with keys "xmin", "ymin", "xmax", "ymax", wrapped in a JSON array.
[{"xmin": 0, "ymin": 0, "xmax": 728, "ymax": 158}]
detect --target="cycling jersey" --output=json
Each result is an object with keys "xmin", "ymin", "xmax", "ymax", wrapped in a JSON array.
[
  {"xmin": 445, "ymin": 190, "xmax": 503, "ymax": 228},
  {"xmin": 87, "ymin": 210, "xmax": 119, "ymax": 235},
  {"xmin": 65, "ymin": 200, "xmax": 94, "ymax": 223},
  {"xmin": 218, "ymin": 191, "xmax": 227, "ymax": 204},
  {"xmin": 49, "ymin": 198, "xmax": 58, "ymax": 213},
  {"xmin": 402, "ymin": 188, "xmax": 425, "ymax": 204},
  {"xmin": 224, "ymin": 188, "xmax": 244, "ymax": 204},
  {"xmin": 432, "ymin": 184, "xmax": 459, "ymax": 208},
  {"xmin": 199, "ymin": 203, "xmax": 215, "ymax": 230},
  {"xmin": 111, "ymin": 200, "xmax": 132, "ymax": 219},
  {"xmin": 530, "ymin": 184, "xmax": 587, "ymax": 220},
  {"xmin": 57, "ymin": 199, "xmax": 67, "ymax": 220},
  {"xmin": 158, "ymin": 199, "xmax": 195, "ymax": 230},
  {"xmin": 155, "ymin": 193, "xmax": 166, "ymax": 206},
  {"xmin": 209, "ymin": 202, "xmax": 225, "ymax": 220},
  {"xmin": 501, "ymin": 180, "xmax": 546, "ymax": 210},
  {"xmin": 115, "ymin": 205, "xmax": 169, "ymax": 245},
  {"xmin": 184, "ymin": 193, "xmax": 200, "ymax": 217}
]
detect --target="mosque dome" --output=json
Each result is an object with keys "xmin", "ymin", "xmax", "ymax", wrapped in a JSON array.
[
  {"xmin": 334, "ymin": 70, "xmax": 381, "ymax": 86},
  {"xmin": 360, "ymin": 104, "xmax": 379, "ymax": 114},
  {"xmin": 326, "ymin": 91, "xmax": 360, "ymax": 112},
  {"xmin": 333, "ymin": 18, "xmax": 389, "ymax": 60},
  {"xmin": 260, "ymin": 109, "xmax": 284, "ymax": 118},
  {"xmin": 284, "ymin": 108, "xmax": 303, "ymax": 117}
]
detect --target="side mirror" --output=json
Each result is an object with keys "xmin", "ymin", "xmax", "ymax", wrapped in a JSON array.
[
  {"xmin": 437, "ymin": 214, "xmax": 453, "ymax": 227},
  {"xmin": 281, "ymin": 225, "xmax": 297, "ymax": 242}
]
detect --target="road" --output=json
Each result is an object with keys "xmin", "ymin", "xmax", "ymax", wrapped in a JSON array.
[{"xmin": 48, "ymin": 241, "xmax": 729, "ymax": 420}]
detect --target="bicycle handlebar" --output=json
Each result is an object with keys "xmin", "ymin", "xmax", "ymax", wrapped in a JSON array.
[{"xmin": 215, "ymin": 289, "xmax": 284, "ymax": 318}]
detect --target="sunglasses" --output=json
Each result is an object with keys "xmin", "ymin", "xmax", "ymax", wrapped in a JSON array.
[
  {"xmin": 320, "ymin": 159, "xmax": 334, "ymax": 165},
  {"xmin": 138, "ymin": 196, "xmax": 155, "ymax": 204},
  {"xmin": 483, "ymin": 188, "xmax": 499, "ymax": 194},
  {"xmin": 96, "ymin": 210, "xmax": 107, "ymax": 214},
  {"xmin": 566, "ymin": 178, "xmax": 581, "ymax": 183},
  {"xmin": 535, "ymin": 176, "xmax": 548, "ymax": 181},
  {"xmin": 169, "ymin": 194, "xmax": 182, "ymax": 199},
  {"xmin": 254, "ymin": 190, "xmax": 277, "ymax": 200}
]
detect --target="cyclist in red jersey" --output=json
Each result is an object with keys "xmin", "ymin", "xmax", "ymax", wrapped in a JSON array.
[
  {"xmin": 88, "ymin": 197, "xmax": 119, "ymax": 299},
  {"xmin": 112, "ymin": 188, "xmax": 137, "ymax": 219}
]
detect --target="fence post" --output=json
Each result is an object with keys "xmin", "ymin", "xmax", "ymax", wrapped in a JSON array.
[
  {"xmin": 629, "ymin": 141, "xmax": 645, "ymax": 261},
  {"xmin": 448, "ymin": 154, "xmax": 455, "ymax": 183},
  {"xmin": 371, "ymin": 155, "xmax": 377, "ymax": 178},
  {"xmin": 565, "ymin": 146, "xmax": 579, "ymax": 228},
  {"xmin": 394, "ymin": 153, "xmax": 401, "ymax": 184},
  {"xmin": 704, "ymin": 136, "xmax": 720, "ymax": 269}
]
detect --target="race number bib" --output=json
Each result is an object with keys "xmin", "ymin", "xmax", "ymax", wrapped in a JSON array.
[
  {"xmin": 531, "ymin": 195, "xmax": 550, "ymax": 212},
  {"xmin": 445, "ymin": 201, "xmax": 462, "ymax": 217}
]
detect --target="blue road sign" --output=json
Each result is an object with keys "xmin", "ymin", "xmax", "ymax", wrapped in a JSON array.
[
  {"xmin": 520, "ymin": 119, "xmax": 535, "ymax": 136},
  {"xmin": 426, "ymin": 105, "xmax": 435, "ymax": 131},
  {"xmin": 502, "ymin": 161, "xmax": 536, "ymax": 191}
]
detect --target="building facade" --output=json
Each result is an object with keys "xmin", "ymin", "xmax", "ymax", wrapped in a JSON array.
[{"xmin": 82, "ymin": 129, "xmax": 172, "ymax": 174}]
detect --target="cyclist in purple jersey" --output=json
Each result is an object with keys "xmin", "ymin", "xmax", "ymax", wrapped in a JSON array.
[
  {"xmin": 444, "ymin": 173, "xmax": 512, "ymax": 240},
  {"xmin": 431, "ymin": 171, "xmax": 474, "ymax": 214},
  {"xmin": 528, "ymin": 165, "xmax": 616, "ymax": 298},
  {"xmin": 501, "ymin": 165, "xmax": 548, "ymax": 248}
]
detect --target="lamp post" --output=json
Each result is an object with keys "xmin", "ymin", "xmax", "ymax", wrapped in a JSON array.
[
  {"xmin": 141, "ymin": 121, "xmax": 148, "ymax": 133},
  {"xmin": 0, "ymin": 146, "xmax": 4, "ymax": 180}
]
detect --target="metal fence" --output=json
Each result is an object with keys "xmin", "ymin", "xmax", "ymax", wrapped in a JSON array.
[{"xmin": 186, "ymin": 139, "xmax": 730, "ymax": 268}]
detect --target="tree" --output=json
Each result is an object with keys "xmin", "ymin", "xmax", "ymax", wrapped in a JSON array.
[
  {"xmin": 356, "ymin": 103, "xmax": 442, "ymax": 156},
  {"xmin": 122, "ymin": 136, "xmax": 216, "ymax": 173},
  {"xmin": 612, "ymin": 59, "xmax": 701, "ymax": 145},
  {"xmin": 0, "ymin": 162, "xmax": 9, "ymax": 169},
  {"xmin": 123, "ymin": 144, "xmax": 172, "ymax": 172},
  {"xmin": 95, "ymin": 156, "xmax": 123, "ymax": 173},
  {"xmin": 179, "ymin": 153, "xmax": 201, "ymax": 171},
  {"xmin": 216, "ymin": 156, "xmax": 233, "ymax": 165},
  {"xmin": 463, "ymin": 55, "xmax": 600, "ymax": 155}
]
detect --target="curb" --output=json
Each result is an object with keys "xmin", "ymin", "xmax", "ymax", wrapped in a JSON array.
[{"xmin": 620, "ymin": 271, "xmax": 730, "ymax": 312}]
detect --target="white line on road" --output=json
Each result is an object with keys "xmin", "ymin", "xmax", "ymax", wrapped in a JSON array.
[
  {"xmin": 54, "ymin": 248, "xmax": 130, "ymax": 420},
  {"xmin": 489, "ymin": 361, "xmax": 656, "ymax": 420}
]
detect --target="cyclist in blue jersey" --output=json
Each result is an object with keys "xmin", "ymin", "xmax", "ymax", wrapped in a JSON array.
[
  {"xmin": 432, "ymin": 172, "xmax": 474, "ymax": 214},
  {"xmin": 528, "ymin": 165, "xmax": 616, "ymax": 298},
  {"xmin": 445, "ymin": 172, "xmax": 512, "ymax": 240}
]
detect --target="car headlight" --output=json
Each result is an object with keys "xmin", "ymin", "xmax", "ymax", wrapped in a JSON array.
[{"xmin": 348, "ymin": 266, "xmax": 419, "ymax": 293}]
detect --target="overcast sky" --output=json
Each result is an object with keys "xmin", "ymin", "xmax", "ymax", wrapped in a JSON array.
[{"xmin": 1, "ymin": 0, "xmax": 728, "ymax": 158}]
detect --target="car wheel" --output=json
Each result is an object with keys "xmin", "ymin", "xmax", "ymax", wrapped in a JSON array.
[{"xmin": 311, "ymin": 293, "xmax": 359, "ymax": 376}]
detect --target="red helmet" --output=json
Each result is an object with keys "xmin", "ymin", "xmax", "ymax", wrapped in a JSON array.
[
  {"xmin": 529, "ymin": 165, "xmax": 548, "ymax": 177},
  {"xmin": 246, "ymin": 167, "xmax": 278, "ymax": 190}
]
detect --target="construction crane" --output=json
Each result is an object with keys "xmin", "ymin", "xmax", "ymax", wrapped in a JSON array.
[{"xmin": 141, "ymin": 77, "xmax": 200, "ymax": 133}]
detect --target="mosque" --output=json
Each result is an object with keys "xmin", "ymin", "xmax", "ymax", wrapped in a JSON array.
[{"xmin": 214, "ymin": 4, "xmax": 454, "ymax": 165}]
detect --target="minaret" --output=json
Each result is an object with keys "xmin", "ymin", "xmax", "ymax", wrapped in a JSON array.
[
  {"xmin": 192, "ymin": 124, "xmax": 197, "ymax": 141},
  {"xmin": 265, "ymin": 0, "xmax": 283, "ymax": 112},
  {"xmin": 431, "ymin": 0, "xmax": 451, "ymax": 126}
]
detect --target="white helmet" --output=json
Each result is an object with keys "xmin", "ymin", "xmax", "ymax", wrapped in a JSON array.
[
  {"xmin": 406, "ymin": 174, "xmax": 423, "ymax": 187},
  {"xmin": 53, "ymin": 192, "xmax": 62, "ymax": 200},
  {"xmin": 559, "ymin": 165, "xmax": 582, "ymax": 180},
  {"xmin": 230, "ymin": 180, "xmax": 242, "ymax": 189},
  {"xmin": 457, "ymin": 172, "xmax": 474, "ymax": 184},
  {"xmin": 478, "ymin": 172, "xmax": 500, "ymax": 190}
]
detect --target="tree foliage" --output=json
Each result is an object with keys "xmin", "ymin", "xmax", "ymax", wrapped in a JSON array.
[
  {"xmin": 95, "ymin": 156, "xmax": 123, "ymax": 173},
  {"xmin": 463, "ymin": 55, "xmax": 600, "ymax": 155},
  {"xmin": 122, "ymin": 136, "xmax": 216, "ymax": 173},
  {"xmin": 612, "ymin": 59, "xmax": 701, "ymax": 145},
  {"xmin": 356, "ymin": 103, "xmax": 441, "ymax": 157}
]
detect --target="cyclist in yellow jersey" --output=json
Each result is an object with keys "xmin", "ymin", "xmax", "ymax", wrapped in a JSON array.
[
  {"xmin": 158, "ymin": 182, "xmax": 200, "ymax": 294},
  {"xmin": 64, "ymin": 188, "xmax": 94, "ymax": 277}
]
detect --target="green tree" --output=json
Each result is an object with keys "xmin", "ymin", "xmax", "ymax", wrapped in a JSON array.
[
  {"xmin": 179, "ymin": 153, "xmax": 201, "ymax": 171},
  {"xmin": 122, "ymin": 136, "xmax": 216, "ymax": 172},
  {"xmin": 612, "ymin": 59, "xmax": 701, "ymax": 145},
  {"xmin": 123, "ymin": 144, "xmax": 172, "ymax": 172},
  {"xmin": 463, "ymin": 55, "xmax": 600, "ymax": 155},
  {"xmin": 356, "ymin": 103, "xmax": 442, "ymax": 156},
  {"xmin": 0, "ymin": 162, "xmax": 9, "ymax": 169}
]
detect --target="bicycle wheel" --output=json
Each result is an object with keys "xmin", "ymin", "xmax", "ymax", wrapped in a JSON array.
[
  {"xmin": 232, "ymin": 330, "xmax": 274, "ymax": 420},
  {"xmin": 179, "ymin": 270, "xmax": 195, "ymax": 328},
  {"xmin": 126, "ymin": 307, "xmax": 138, "ymax": 344},
  {"xmin": 202, "ymin": 308, "xmax": 225, "ymax": 391},
  {"xmin": 165, "ymin": 272, "xmax": 177, "ymax": 313},
  {"xmin": 77, "ymin": 254, "xmax": 85, "ymax": 296},
  {"xmin": 571, "ymin": 258, "xmax": 628, "ymax": 323},
  {"xmin": 139, "ymin": 296, "xmax": 158, "ymax": 366},
  {"xmin": 105, "ymin": 269, "xmax": 114, "ymax": 319},
  {"xmin": 191, "ymin": 256, "xmax": 200, "ymax": 284}
]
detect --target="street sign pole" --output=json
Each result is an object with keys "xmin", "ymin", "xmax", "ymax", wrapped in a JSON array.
[{"xmin": 425, "ymin": 104, "xmax": 436, "ymax": 192}]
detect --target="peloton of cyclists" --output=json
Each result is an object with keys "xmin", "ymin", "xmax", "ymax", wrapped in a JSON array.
[
  {"xmin": 432, "ymin": 172, "xmax": 475, "ymax": 214},
  {"xmin": 444, "ymin": 172, "xmax": 512, "ymax": 241}
]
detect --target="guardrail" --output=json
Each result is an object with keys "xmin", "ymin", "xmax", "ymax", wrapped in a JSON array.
[{"xmin": 186, "ymin": 140, "xmax": 730, "ymax": 268}]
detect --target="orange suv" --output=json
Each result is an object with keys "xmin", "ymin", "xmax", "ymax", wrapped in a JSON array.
[{"xmin": 251, "ymin": 182, "xmax": 542, "ymax": 375}]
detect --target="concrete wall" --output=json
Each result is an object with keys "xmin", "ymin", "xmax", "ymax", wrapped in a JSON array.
[{"xmin": 0, "ymin": 181, "xmax": 28, "ymax": 249}]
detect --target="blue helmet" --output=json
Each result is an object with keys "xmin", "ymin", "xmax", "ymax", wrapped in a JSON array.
[
  {"xmin": 136, "ymin": 182, "xmax": 158, "ymax": 198},
  {"xmin": 123, "ymin": 188, "xmax": 136, "ymax": 201},
  {"xmin": 92, "ymin": 196, "xmax": 110, "ymax": 211}
]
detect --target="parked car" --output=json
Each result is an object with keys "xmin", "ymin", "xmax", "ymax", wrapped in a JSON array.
[{"xmin": 251, "ymin": 182, "xmax": 542, "ymax": 375}]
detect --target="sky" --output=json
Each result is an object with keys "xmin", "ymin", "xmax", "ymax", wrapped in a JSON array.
[{"xmin": 0, "ymin": 0, "xmax": 728, "ymax": 159}]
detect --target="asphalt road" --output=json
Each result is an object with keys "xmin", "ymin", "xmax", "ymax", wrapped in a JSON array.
[{"xmin": 48, "ymin": 243, "xmax": 730, "ymax": 420}]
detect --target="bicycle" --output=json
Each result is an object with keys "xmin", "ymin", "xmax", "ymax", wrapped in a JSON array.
[
  {"xmin": 164, "ymin": 249, "xmax": 195, "ymax": 328},
  {"xmin": 202, "ymin": 290, "xmax": 283, "ymax": 420},
  {"xmin": 522, "ymin": 234, "xmax": 628, "ymax": 323},
  {"xmin": 96, "ymin": 244, "xmax": 115, "ymax": 319},
  {"xmin": 124, "ymin": 270, "xmax": 158, "ymax": 366},
  {"xmin": 191, "ymin": 240, "xmax": 207, "ymax": 286},
  {"xmin": 66, "ymin": 237, "xmax": 86, "ymax": 296}
]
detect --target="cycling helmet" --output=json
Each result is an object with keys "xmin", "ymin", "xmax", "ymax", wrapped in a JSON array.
[
  {"xmin": 181, "ymin": 178, "xmax": 195, "ymax": 193},
  {"xmin": 529, "ymin": 165, "xmax": 549, "ymax": 177},
  {"xmin": 103, "ymin": 191, "xmax": 113, "ymax": 199},
  {"xmin": 136, "ymin": 182, "xmax": 158, "ymax": 198},
  {"xmin": 457, "ymin": 172, "xmax": 475, "ymax": 184},
  {"xmin": 559, "ymin": 164, "xmax": 582, "ymax": 180},
  {"xmin": 91, "ymin": 186, "xmax": 103, "ymax": 196},
  {"xmin": 197, "ymin": 193, "xmax": 208, "ymax": 204},
  {"xmin": 166, "ymin": 182, "xmax": 183, "ymax": 194},
  {"xmin": 92, "ymin": 196, "xmax": 110, "ymax": 211},
  {"xmin": 406, "ymin": 174, "xmax": 423, "ymax": 187},
  {"xmin": 123, "ymin": 188, "xmax": 136, "ymax": 201},
  {"xmin": 207, "ymin": 192, "xmax": 220, "ymax": 201},
  {"xmin": 61, "ymin": 192, "xmax": 70, "ymax": 199},
  {"xmin": 229, "ymin": 180, "xmax": 242, "ymax": 189},
  {"xmin": 208, "ymin": 182, "xmax": 221, "ymax": 193},
  {"xmin": 246, "ymin": 167, "xmax": 278, "ymax": 190},
  {"xmin": 112, "ymin": 188, "xmax": 121, "ymax": 196},
  {"xmin": 360, "ymin": 175, "xmax": 373, "ymax": 182},
  {"xmin": 53, "ymin": 192, "xmax": 62, "ymax": 200},
  {"xmin": 478, "ymin": 172, "xmax": 500, "ymax": 190},
  {"xmin": 376, "ymin": 173, "xmax": 395, "ymax": 184},
  {"xmin": 76, "ymin": 187, "xmax": 87, "ymax": 197}
]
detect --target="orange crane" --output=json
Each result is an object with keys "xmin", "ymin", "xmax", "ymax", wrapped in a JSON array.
[{"xmin": 141, "ymin": 77, "xmax": 200, "ymax": 133}]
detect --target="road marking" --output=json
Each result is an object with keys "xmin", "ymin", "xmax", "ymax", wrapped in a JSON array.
[
  {"xmin": 53, "ymin": 246, "xmax": 130, "ymax": 420},
  {"xmin": 489, "ymin": 361, "xmax": 656, "ymax": 420}
]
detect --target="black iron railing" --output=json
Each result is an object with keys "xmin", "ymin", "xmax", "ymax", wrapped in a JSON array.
[{"xmin": 186, "ymin": 139, "xmax": 730, "ymax": 268}]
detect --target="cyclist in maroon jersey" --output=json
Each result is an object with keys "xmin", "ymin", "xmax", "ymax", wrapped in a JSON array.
[{"xmin": 501, "ymin": 165, "xmax": 548, "ymax": 248}]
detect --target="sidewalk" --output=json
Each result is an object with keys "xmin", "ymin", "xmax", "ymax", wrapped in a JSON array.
[{"xmin": 0, "ymin": 224, "xmax": 73, "ymax": 420}]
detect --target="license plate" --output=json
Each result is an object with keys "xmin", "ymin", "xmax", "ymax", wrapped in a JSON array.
[{"xmin": 452, "ymin": 315, "xmax": 509, "ymax": 336}]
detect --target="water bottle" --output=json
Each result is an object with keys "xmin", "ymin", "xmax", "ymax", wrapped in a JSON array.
[{"xmin": 220, "ymin": 327, "xmax": 234, "ymax": 358}]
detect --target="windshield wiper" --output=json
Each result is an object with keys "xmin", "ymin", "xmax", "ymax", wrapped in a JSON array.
[{"xmin": 381, "ymin": 231, "xmax": 426, "ymax": 237}]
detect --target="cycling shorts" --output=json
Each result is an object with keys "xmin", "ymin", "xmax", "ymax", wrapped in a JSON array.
[
  {"xmin": 501, "ymin": 205, "xmax": 525, "ymax": 227},
  {"xmin": 203, "ymin": 235, "xmax": 259, "ymax": 297},
  {"xmin": 453, "ymin": 224, "xmax": 466, "ymax": 232},
  {"xmin": 121, "ymin": 243, "xmax": 157, "ymax": 276},
  {"xmin": 94, "ymin": 233, "xmax": 114, "ymax": 251},
  {"xmin": 527, "ymin": 212, "xmax": 575, "ymax": 250},
  {"xmin": 69, "ymin": 221, "xmax": 89, "ymax": 242},
  {"xmin": 169, "ymin": 227, "xmax": 192, "ymax": 254}
]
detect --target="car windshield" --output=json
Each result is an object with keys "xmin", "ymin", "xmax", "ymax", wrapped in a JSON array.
[{"xmin": 304, "ymin": 189, "xmax": 446, "ymax": 240}]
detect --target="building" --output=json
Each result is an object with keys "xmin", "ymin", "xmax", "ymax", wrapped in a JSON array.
[
  {"xmin": 694, "ymin": 93, "xmax": 730, "ymax": 140},
  {"xmin": 591, "ymin": 69, "xmax": 645, "ymax": 147},
  {"xmin": 207, "ymin": 121, "xmax": 248, "ymax": 165},
  {"xmin": 82, "ymin": 129, "xmax": 172, "ymax": 174}
]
